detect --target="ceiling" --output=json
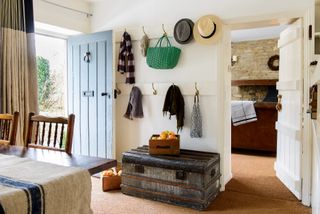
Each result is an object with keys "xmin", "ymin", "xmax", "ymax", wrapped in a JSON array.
[{"xmin": 231, "ymin": 25, "xmax": 288, "ymax": 42}]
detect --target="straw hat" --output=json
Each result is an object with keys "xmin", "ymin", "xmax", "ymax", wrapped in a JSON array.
[
  {"xmin": 174, "ymin": 18, "xmax": 194, "ymax": 44},
  {"xmin": 193, "ymin": 15, "xmax": 222, "ymax": 45}
]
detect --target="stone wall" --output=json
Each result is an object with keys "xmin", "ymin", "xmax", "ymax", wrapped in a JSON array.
[{"xmin": 231, "ymin": 39, "xmax": 279, "ymax": 101}]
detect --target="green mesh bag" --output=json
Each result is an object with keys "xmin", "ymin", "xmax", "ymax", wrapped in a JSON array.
[{"xmin": 146, "ymin": 35, "xmax": 181, "ymax": 69}]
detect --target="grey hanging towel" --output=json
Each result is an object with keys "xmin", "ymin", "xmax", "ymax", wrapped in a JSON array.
[
  {"xmin": 190, "ymin": 94, "xmax": 202, "ymax": 138},
  {"xmin": 117, "ymin": 31, "xmax": 135, "ymax": 84},
  {"xmin": 163, "ymin": 85, "xmax": 185, "ymax": 133},
  {"xmin": 124, "ymin": 86, "xmax": 144, "ymax": 120}
]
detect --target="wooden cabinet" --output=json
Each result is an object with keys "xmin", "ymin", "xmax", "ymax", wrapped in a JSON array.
[{"xmin": 231, "ymin": 102, "xmax": 277, "ymax": 153}]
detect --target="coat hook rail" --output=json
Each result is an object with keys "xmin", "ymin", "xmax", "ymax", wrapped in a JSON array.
[{"xmin": 115, "ymin": 82, "xmax": 215, "ymax": 96}]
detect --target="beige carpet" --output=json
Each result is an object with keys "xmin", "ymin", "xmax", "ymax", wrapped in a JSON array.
[{"xmin": 91, "ymin": 153, "xmax": 311, "ymax": 214}]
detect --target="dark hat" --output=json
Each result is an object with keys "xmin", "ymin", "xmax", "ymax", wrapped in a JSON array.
[{"xmin": 174, "ymin": 18, "xmax": 194, "ymax": 44}]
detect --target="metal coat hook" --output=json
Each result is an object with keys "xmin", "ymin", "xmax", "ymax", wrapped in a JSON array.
[
  {"xmin": 162, "ymin": 24, "xmax": 167, "ymax": 35},
  {"xmin": 142, "ymin": 26, "xmax": 147, "ymax": 36},
  {"xmin": 152, "ymin": 83, "xmax": 157, "ymax": 95},
  {"xmin": 195, "ymin": 82, "xmax": 200, "ymax": 96},
  {"xmin": 115, "ymin": 83, "xmax": 121, "ymax": 95}
]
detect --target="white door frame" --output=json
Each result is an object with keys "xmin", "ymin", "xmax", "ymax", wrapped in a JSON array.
[{"xmin": 221, "ymin": 10, "xmax": 313, "ymax": 206}]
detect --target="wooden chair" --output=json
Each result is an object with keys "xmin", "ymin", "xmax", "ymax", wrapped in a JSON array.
[
  {"xmin": 26, "ymin": 113, "xmax": 75, "ymax": 154},
  {"xmin": 0, "ymin": 112, "xmax": 19, "ymax": 145}
]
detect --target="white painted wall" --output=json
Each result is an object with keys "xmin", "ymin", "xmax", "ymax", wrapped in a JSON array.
[
  {"xmin": 91, "ymin": 0, "xmax": 312, "ymax": 32},
  {"xmin": 310, "ymin": 38, "xmax": 320, "ymax": 212},
  {"xmin": 231, "ymin": 25, "xmax": 287, "ymax": 42},
  {"xmin": 308, "ymin": 3, "xmax": 320, "ymax": 209},
  {"xmin": 312, "ymin": 120, "xmax": 320, "ymax": 214},
  {"xmin": 114, "ymin": 30, "xmax": 219, "ymax": 156},
  {"xmin": 33, "ymin": 0, "xmax": 91, "ymax": 33},
  {"xmin": 113, "ymin": 26, "xmax": 230, "ymax": 188},
  {"xmin": 311, "ymin": 80, "xmax": 320, "ymax": 212}
]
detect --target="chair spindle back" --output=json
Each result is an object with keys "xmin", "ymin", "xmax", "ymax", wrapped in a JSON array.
[
  {"xmin": 26, "ymin": 113, "xmax": 75, "ymax": 153},
  {"xmin": 0, "ymin": 112, "xmax": 19, "ymax": 145}
]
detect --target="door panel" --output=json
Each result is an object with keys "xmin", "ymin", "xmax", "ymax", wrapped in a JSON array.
[
  {"xmin": 69, "ymin": 44, "xmax": 81, "ymax": 155},
  {"xmin": 68, "ymin": 31, "xmax": 113, "ymax": 158},
  {"xmin": 88, "ymin": 42, "xmax": 98, "ymax": 157},
  {"xmin": 80, "ymin": 43, "xmax": 90, "ymax": 156},
  {"xmin": 275, "ymin": 19, "xmax": 303, "ymax": 200}
]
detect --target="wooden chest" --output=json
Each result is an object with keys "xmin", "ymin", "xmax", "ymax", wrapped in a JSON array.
[{"xmin": 121, "ymin": 146, "xmax": 221, "ymax": 210}]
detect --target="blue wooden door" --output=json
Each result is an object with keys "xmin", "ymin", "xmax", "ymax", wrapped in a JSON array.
[{"xmin": 67, "ymin": 31, "xmax": 113, "ymax": 158}]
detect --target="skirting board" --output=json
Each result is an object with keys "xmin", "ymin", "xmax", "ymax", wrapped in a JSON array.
[{"xmin": 220, "ymin": 172, "xmax": 232, "ymax": 191}]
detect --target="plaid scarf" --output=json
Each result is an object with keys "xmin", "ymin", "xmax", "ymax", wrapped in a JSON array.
[{"xmin": 117, "ymin": 32, "xmax": 135, "ymax": 84}]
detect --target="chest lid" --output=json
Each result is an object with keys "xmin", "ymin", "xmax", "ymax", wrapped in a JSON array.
[{"xmin": 122, "ymin": 145, "xmax": 220, "ymax": 173}]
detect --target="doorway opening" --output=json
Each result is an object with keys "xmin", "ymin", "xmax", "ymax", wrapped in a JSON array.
[
  {"xmin": 227, "ymin": 21, "xmax": 307, "ymax": 207},
  {"xmin": 230, "ymin": 25, "xmax": 284, "ymax": 155},
  {"xmin": 35, "ymin": 34, "xmax": 67, "ymax": 116},
  {"xmin": 34, "ymin": 22, "xmax": 82, "ymax": 117}
]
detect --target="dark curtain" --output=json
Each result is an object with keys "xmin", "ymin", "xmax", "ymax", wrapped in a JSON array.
[{"xmin": 0, "ymin": 0, "xmax": 39, "ymax": 145}]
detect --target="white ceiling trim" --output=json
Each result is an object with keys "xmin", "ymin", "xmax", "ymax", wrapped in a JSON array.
[{"xmin": 231, "ymin": 25, "xmax": 288, "ymax": 42}]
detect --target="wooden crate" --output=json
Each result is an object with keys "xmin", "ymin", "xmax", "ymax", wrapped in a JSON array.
[
  {"xmin": 121, "ymin": 146, "xmax": 221, "ymax": 210},
  {"xmin": 149, "ymin": 135, "xmax": 180, "ymax": 155},
  {"xmin": 102, "ymin": 175, "xmax": 121, "ymax": 191}
]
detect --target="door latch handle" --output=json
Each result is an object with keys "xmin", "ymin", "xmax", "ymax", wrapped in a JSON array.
[
  {"xmin": 276, "ymin": 94, "xmax": 282, "ymax": 112},
  {"xmin": 101, "ymin": 92, "xmax": 111, "ymax": 98},
  {"xmin": 309, "ymin": 85, "xmax": 318, "ymax": 119},
  {"xmin": 83, "ymin": 91, "xmax": 94, "ymax": 97},
  {"xmin": 84, "ymin": 52, "xmax": 91, "ymax": 63}
]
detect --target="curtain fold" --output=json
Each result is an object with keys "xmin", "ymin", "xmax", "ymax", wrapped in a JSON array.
[{"xmin": 0, "ymin": 0, "xmax": 39, "ymax": 146}]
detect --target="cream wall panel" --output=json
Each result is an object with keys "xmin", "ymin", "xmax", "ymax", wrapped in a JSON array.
[
  {"xmin": 34, "ymin": 0, "xmax": 91, "ymax": 33},
  {"xmin": 114, "ymin": 30, "xmax": 220, "ymax": 160},
  {"xmin": 91, "ymin": 0, "xmax": 312, "ymax": 32}
]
